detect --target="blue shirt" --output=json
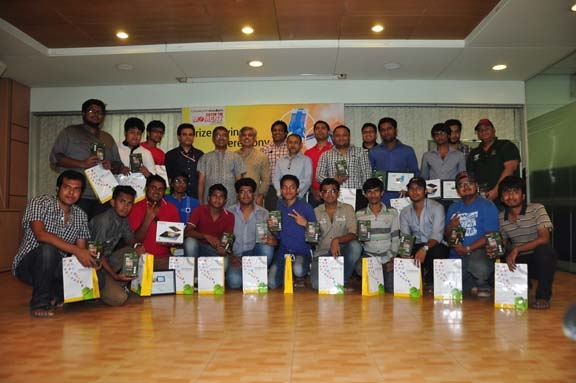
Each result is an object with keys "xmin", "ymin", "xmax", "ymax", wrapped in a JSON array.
[
  {"xmin": 229, "ymin": 203, "xmax": 270, "ymax": 254},
  {"xmin": 165, "ymin": 195, "xmax": 199, "ymax": 224},
  {"xmin": 276, "ymin": 198, "xmax": 317, "ymax": 256},
  {"xmin": 446, "ymin": 197, "xmax": 499, "ymax": 258},
  {"xmin": 273, "ymin": 152, "xmax": 313, "ymax": 199},
  {"xmin": 399, "ymin": 199, "xmax": 445, "ymax": 244}
]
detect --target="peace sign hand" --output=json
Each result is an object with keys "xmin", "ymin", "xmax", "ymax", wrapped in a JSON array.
[{"xmin": 288, "ymin": 209, "xmax": 308, "ymax": 227}]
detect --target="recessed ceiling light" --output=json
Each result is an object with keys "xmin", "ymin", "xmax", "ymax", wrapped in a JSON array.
[
  {"xmin": 492, "ymin": 64, "xmax": 508, "ymax": 71},
  {"xmin": 116, "ymin": 63, "xmax": 135, "ymax": 71},
  {"xmin": 248, "ymin": 60, "xmax": 263, "ymax": 68},
  {"xmin": 242, "ymin": 26, "xmax": 254, "ymax": 35},
  {"xmin": 371, "ymin": 24, "xmax": 384, "ymax": 33},
  {"xmin": 383, "ymin": 62, "xmax": 400, "ymax": 70},
  {"xmin": 571, "ymin": 3, "xmax": 576, "ymax": 11},
  {"xmin": 116, "ymin": 31, "xmax": 129, "ymax": 39}
]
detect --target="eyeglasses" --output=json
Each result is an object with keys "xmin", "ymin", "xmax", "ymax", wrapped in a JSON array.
[
  {"xmin": 457, "ymin": 181, "xmax": 475, "ymax": 188},
  {"xmin": 321, "ymin": 189, "xmax": 338, "ymax": 195},
  {"xmin": 239, "ymin": 190, "xmax": 254, "ymax": 195},
  {"xmin": 86, "ymin": 108, "xmax": 104, "ymax": 116}
]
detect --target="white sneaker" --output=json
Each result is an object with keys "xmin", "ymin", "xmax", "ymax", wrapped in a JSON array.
[{"xmin": 477, "ymin": 288, "xmax": 491, "ymax": 298}]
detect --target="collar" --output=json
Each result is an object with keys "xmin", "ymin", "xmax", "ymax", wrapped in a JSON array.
[
  {"xmin": 122, "ymin": 140, "xmax": 140, "ymax": 153},
  {"xmin": 503, "ymin": 201, "xmax": 528, "ymax": 221}
]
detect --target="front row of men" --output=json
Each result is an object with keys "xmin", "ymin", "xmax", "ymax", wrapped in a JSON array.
[{"xmin": 13, "ymin": 169, "xmax": 557, "ymax": 317}]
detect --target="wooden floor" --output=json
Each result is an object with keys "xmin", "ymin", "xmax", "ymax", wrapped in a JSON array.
[{"xmin": 1, "ymin": 271, "xmax": 575, "ymax": 383}]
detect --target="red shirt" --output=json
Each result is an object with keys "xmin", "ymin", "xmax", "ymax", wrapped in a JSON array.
[
  {"xmin": 187, "ymin": 204, "xmax": 234, "ymax": 244},
  {"xmin": 305, "ymin": 142, "xmax": 333, "ymax": 191},
  {"xmin": 140, "ymin": 142, "xmax": 166, "ymax": 165},
  {"xmin": 128, "ymin": 199, "xmax": 180, "ymax": 258}
]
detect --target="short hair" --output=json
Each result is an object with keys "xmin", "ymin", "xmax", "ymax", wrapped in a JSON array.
[
  {"xmin": 361, "ymin": 122, "xmax": 377, "ymax": 133},
  {"xmin": 113, "ymin": 185, "xmax": 136, "ymax": 200},
  {"xmin": 378, "ymin": 117, "xmax": 397, "ymax": 130},
  {"xmin": 170, "ymin": 172, "xmax": 189, "ymax": 184},
  {"xmin": 81, "ymin": 99, "xmax": 106, "ymax": 114},
  {"xmin": 124, "ymin": 117, "xmax": 145, "ymax": 133},
  {"xmin": 145, "ymin": 174, "xmax": 167, "ymax": 189},
  {"xmin": 314, "ymin": 120, "xmax": 330, "ymax": 130},
  {"xmin": 362, "ymin": 177, "xmax": 384, "ymax": 193},
  {"xmin": 57, "ymin": 170, "xmax": 86, "ymax": 193},
  {"xmin": 286, "ymin": 133, "xmax": 302, "ymax": 143},
  {"xmin": 235, "ymin": 177, "xmax": 257, "ymax": 193},
  {"xmin": 320, "ymin": 178, "xmax": 340, "ymax": 191},
  {"xmin": 498, "ymin": 176, "xmax": 526, "ymax": 198},
  {"xmin": 213, "ymin": 126, "xmax": 228, "ymax": 135},
  {"xmin": 271, "ymin": 120, "xmax": 288, "ymax": 133},
  {"xmin": 280, "ymin": 174, "xmax": 300, "ymax": 188},
  {"xmin": 239, "ymin": 126, "xmax": 256, "ymax": 136},
  {"xmin": 445, "ymin": 119, "xmax": 462, "ymax": 131},
  {"xmin": 430, "ymin": 122, "xmax": 450, "ymax": 137},
  {"xmin": 333, "ymin": 125, "xmax": 350, "ymax": 135},
  {"xmin": 177, "ymin": 123, "xmax": 195, "ymax": 136},
  {"xmin": 147, "ymin": 120, "xmax": 165, "ymax": 133},
  {"xmin": 208, "ymin": 183, "xmax": 228, "ymax": 198}
]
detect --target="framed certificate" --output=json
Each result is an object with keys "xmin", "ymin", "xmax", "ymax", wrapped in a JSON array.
[
  {"xmin": 426, "ymin": 179, "xmax": 441, "ymax": 199},
  {"xmin": 441, "ymin": 180, "xmax": 460, "ymax": 200},
  {"xmin": 386, "ymin": 172, "xmax": 414, "ymax": 192},
  {"xmin": 151, "ymin": 270, "xmax": 176, "ymax": 295}
]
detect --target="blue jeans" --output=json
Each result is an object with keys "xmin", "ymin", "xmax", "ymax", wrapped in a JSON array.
[
  {"xmin": 184, "ymin": 237, "xmax": 229, "ymax": 276},
  {"xmin": 461, "ymin": 249, "xmax": 494, "ymax": 292},
  {"xmin": 226, "ymin": 244, "xmax": 275, "ymax": 289},
  {"xmin": 310, "ymin": 240, "xmax": 362, "ymax": 290},
  {"xmin": 268, "ymin": 251, "xmax": 311, "ymax": 289}
]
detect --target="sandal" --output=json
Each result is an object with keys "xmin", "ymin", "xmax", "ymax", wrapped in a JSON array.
[
  {"xmin": 531, "ymin": 299, "xmax": 550, "ymax": 310},
  {"xmin": 31, "ymin": 307, "xmax": 55, "ymax": 318}
]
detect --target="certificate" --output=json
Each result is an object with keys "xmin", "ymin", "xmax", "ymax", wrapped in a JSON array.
[
  {"xmin": 386, "ymin": 172, "xmax": 414, "ymax": 192},
  {"xmin": 441, "ymin": 180, "xmax": 460, "ymax": 200},
  {"xmin": 151, "ymin": 270, "xmax": 176, "ymax": 295},
  {"xmin": 426, "ymin": 179, "xmax": 441, "ymax": 199}
]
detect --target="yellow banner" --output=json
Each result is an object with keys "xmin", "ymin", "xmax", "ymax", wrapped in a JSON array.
[{"xmin": 182, "ymin": 103, "xmax": 344, "ymax": 153}]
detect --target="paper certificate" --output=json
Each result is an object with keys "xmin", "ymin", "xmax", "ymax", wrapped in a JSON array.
[
  {"xmin": 386, "ymin": 172, "xmax": 414, "ymax": 192},
  {"xmin": 441, "ymin": 180, "xmax": 460, "ymax": 200}
]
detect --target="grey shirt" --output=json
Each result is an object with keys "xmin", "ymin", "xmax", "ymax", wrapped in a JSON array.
[
  {"xmin": 89, "ymin": 208, "xmax": 135, "ymax": 259},
  {"xmin": 420, "ymin": 147, "xmax": 466, "ymax": 181}
]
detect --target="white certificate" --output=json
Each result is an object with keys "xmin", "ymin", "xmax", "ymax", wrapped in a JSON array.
[
  {"xmin": 386, "ymin": 172, "xmax": 414, "ymax": 192},
  {"xmin": 441, "ymin": 180, "xmax": 460, "ymax": 200}
]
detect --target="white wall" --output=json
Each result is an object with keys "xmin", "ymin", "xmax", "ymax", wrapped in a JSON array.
[
  {"xmin": 31, "ymin": 80, "xmax": 526, "ymax": 112},
  {"xmin": 525, "ymin": 74, "xmax": 574, "ymax": 120}
]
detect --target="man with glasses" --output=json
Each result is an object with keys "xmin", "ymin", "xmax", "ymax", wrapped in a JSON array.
[
  {"xmin": 165, "ymin": 123, "xmax": 204, "ymax": 199},
  {"xmin": 445, "ymin": 171, "xmax": 499, "ymax": 297},
  {"xmin": 49, "ymin": 99, "xmax": 123, "ymax": 219}
]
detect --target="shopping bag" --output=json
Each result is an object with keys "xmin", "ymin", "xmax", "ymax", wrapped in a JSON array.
[
  {"xmin": 84, "ymin": 165, "xmax": 118, "ymax": 203},
  {"xmin": 129, "ymin": 253, "xmax": 154, "ymax": 296},
  {"xmin": 62, "ymin": 256, "xmax": 100, "ymax": 303},
  {"xmin": 393, "ymin": 257, "xmax": 422, "ymax": 298},
  {"xmin": 197, "ymin": 257, "xmax": 225, "ymax": 295},
  {"xmin": 494, "ymin": 263, "xmax": 528, "ymax": 310},
  {"xmin": 318, "ymin": 256, "xmax": 344, "ymax": 295},
  {"xmin": 433, "ymin": 259, "xmax": 462, "ymax": 301},
  {"xmin": 284, "ymin": 254, "xmax": 293, "ymax": 294},
  {"xmin": 168, "ymin": 256, "xmax": 195, "ymax": 295},
  {"xmin": 242, "ymin": 256, "xmax": 268, "ymax": 294},
  {"xmin": 361, "ymin": 257, "xmax": 385, "ymax": 296}
]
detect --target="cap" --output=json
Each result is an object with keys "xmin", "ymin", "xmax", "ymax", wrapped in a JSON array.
[
  {"xmin": 407, "ymin": 177, "xmax": 427, "ymax": 189},
  {"xmin": 455, "ymin": 171, "xmax": 475, "ymax": 184},
  {"xmin": 474, "ymin": 118, "xmax": 494, "ymax": 131}
]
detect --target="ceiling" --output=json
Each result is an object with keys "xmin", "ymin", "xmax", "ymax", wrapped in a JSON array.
[{"xmin": 0, "ymin": 0, "xmax": 575, "ymax": 88}]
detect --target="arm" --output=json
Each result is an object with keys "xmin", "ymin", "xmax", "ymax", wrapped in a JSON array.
[
  {"xmin": 420, "ymin": 154, "xmax": 429, "ymax": 180},
  {"xmin": 487, "ymin": 160, "xmax": 520, "ymax": 200},
  {"xmin": 30, "ymin": 221, "xmax": 96, "ymax": 267},
  {"xmin": 506, "ymin": 227, "xmax": 550, "ymax": 271},
  {"xmin": 259, "ymin": 157, "xmax": 271, "ymax": 198},
  {"xmin": 132, "ymin": 203, "xmax": 159, "ymax": 242},
  {"xmin": 359, "ymin": 150, "xmax": 372, "ymax": 184},
  {"xmin": 197, "ymin": 172, "xmax": 206, "ymax": 204},
  {"xmin": 272, "ymin": 163, "xmax": 281, "ymax": 196}
]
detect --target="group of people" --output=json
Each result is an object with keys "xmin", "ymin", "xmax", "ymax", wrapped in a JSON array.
[{"xmin": 13, "ymin": 98, "xmax": 558, "ymax": 318}]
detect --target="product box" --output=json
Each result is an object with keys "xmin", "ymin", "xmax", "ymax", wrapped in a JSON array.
[
  {"xmin": 156, "ymin": 221, "xmax": 184, "ymax": 244},
  {"xmin": 393, "ymin": 258, "xmax": 422, "ymax": 298},
  {"xmin": 305, "ymin": 222, "xmax": 320, "ymax": 243},
  {"xmin": 335, "ymin": 159, "xmax": 348, "ymax": 178},
  {"xmin": 357, "ymin": 220, "xmax": 371, "ymax": 242},
  {"xmin": 397, "ymin": 233, "xmax": 415, "ymax": 257},
  {"xmin": 268, "ymin": 211, "xmax": 282, "ymax": 232},
  {"xmin": 197, "ymin": 257, "xmax": 225, "ymax": 295},
  {"xmin": 485, "ymin": 231, "xmax": 505, "ymax": 259}
]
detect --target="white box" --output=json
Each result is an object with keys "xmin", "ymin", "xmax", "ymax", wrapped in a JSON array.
[
  {"xmin": 318, "ymin": 256, "xmax": 344, "ymax": 295},
  {"xmin": 242, "ymin": 256, "xmax": 268, "ymax": 294}
]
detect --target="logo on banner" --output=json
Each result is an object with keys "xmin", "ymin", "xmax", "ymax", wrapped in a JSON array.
[{"xmin": 190, "ymin": 108, "xmax": 225, "ymax": 126}]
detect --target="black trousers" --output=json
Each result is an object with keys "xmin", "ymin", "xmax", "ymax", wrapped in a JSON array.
[
  {"xmin": 515, "ymin": 244, "xmax": 557, "ymax": 300},
  {"xmin": 413, "ymin": 243, "xmax": 450, "ymax": 284}
]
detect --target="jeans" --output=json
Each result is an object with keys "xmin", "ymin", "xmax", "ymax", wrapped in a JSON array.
[
  {"xmin": 268, "ymin": 251, "xmax": 311, "ymax": 289},
  {"xmin": 184, "ymin": 237, "xmax": 229, "ymax": 282},
  {"xmin": 15, "ymin": 244, "xmax": 64, "ymax": 310},
  {"xmin": 226, "ymin": 244, "xmax": 275, "ymax": 289},
  {"xmin": 461, "ymin": 248, "xmax": 494, "ymax": 293},
  {"xmin": 310, "ymin": 240, "xmax": 363, "ymax": 290},
  {"xmin": 515, "ymin": 244, "xmax": 557, "ymax": 300}
]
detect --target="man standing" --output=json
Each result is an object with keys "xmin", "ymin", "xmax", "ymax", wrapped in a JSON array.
[
  {"xmin": 165, "ymin": 123, "xmax": 204, "ymax": 199},
  {"xmin": 445, "ymin": 171, "xmax": 499, "ymax": 297},
  {"xmin": 117, "ymin": 117, "xmax": 155, "ymax": 177},
  {"xmin": 49, "ymin": 99, "xmax": 123, "ymax": 219},
  {"xmin": 420, "ymin": 122, "xmax": 466, "ymax": 181},
  {"xmin": 316, "ymin": 125, "xmax": 372, "ymax": 209},
  {"xmin": 13, "ymin": 170, "xmax": 97, "ymax": 317},
  {"xmin": 498, "ymin": 176, "xmax": 557, "ymax": 310},
  {"xmin": 236, "ymin": 126, "xmax": 270, "ymax": 206},
  {"xmin": 467, "ymin": 118, "xmax": 521, "ymax": 202},
  {"xmin": 304, "ymin": 120, "xmax": 333, "ymax": 207},
  {"xmin": 369, "ymin": 117, "xmax": 419, "ymax": 207},
  {"xmin": 197, "ymin": 126, "xmax": 246, "ymax": 207},
  {"xmin": 261, "ymin": 120, "xmax": 289, "ymax": 210},
  {"xmin": 140, "ymin": 120, "xmax": 166, "ymax": 166},
  {"xmin": 128, "ymin": 175, "xmax": 180, "ymax": 270},
  {"xmin": 273, "ymin": 134, "xmax": 312, "ymax": 200},
  {"xmin": 445, "ymin": 119, "xmax": 470, "ymax": 158},
  {"xmin": 361, "ymin": 122, "xmax": 378, "ymax": 150},
  {"xmin": 226, "ymin": 178, "xmax": 276, "ymax": 289}
]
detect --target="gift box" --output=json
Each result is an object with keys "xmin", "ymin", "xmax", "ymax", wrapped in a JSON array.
[
  {"xmin": 318, "ymin": 256, "xmax": 344, "ymax": 295},
  {"xmin": 242, "ymin": 256, "xmax": 268, "ymax": 294},
  {"xmin": 155, "ymin": 221, "xmax": 184, "ymax": 244},
  {"xmin": 62, "ymin": 256, "xmax": 100, "ymax": 303}
]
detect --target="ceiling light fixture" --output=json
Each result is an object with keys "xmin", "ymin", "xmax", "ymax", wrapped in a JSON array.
[
  {"xmin": 371, "ymin": 24, "xmax": 384, "ymax": 33},
  {"xmin": 242, "ymin": 26, "xmax": 254, "ymax": 35},
  {"xmin": 383, "ymin": 62, "xmax": 400, "ymax": 70},
  {"xmin": 116, "ymin": 63, "xmax": 134, "ymax": 71},
  {"xmin": 492, "ymin": 64, "xmax": 508, "ymax": 71},
  {"xmin": 248, "ymin": 60, "xmax": 263, "ymax": 67},
  {"xmin": 571, "ymin": 3, "xmax": 576, "ymax": 11},
  {"xmin": 116, "ymin": 31, "xmax": 129, "ymax": 39}
]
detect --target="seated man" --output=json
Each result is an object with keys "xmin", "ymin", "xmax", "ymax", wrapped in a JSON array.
[
  {"xmin": 128, "ymin": 175, "xmax": 180, "ymax": 270},
  {"xmin": 310, "ymin": 178, "xmax": 362, "ymax": 291},
  {"xmin": 498, "ymin": 176, "xmax": 557, "ymax": 309},
  {"xmin": 399, "ymin": 177, "xmax": 449, "ymax": 288},
  {"xmin": 184, "ymin": 184, "xmax": 235, "ymax": 265},
  {"xmin": 268, "ymin": 174, "xmax": 317, "ymax": 289},
  {"xmin": 226, "ymin": 178, "xmax": 277, "ymax": 289},
  {"xmin": 89, "ymin": 185, "xmax": 145, "ymax": 306},
  {"xmin": 356, "ymin": 178, "xmax": 400, "ymax": 293},
  {"xmin": 13, "ymin": 170, "xmax": 97, "ymax": 318},
  {"xmin": 165, "ymin": 173, "xmax": 199, "ymax": 224}
]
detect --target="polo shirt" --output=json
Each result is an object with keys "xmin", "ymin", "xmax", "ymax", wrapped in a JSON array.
[
  {"xmin": 467, "ymin": 138, "xmax": 521, "ymax": 190},
  {"xmin": 304, "ymin": 142, "xmax": 333, "ymax": 192},
  {"xmin": 499, "ymin": 203, "xmax": 553, "ymax": 253},
  {"xmin": 187, "ymin": 204, "xmax": 235, "ymax": 244}
]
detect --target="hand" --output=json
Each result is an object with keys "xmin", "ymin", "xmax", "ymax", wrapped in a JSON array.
[
  {"xmin": 140, "ymin": 166, "xmax": 151, "ymax": 178},
  {"xmin": 75, "ymin": 248, "xmax": 98, "ymax": 268},
  {"xmin": 144, "ymin": 201, "xmax": 160, "ymax": 223},
  {"xmin": 204, "ymin": 234, "xmax": 220, "ymax": 249},
  {"xmin": 453, "ymin": 244, "xmax": 468, "ymax": 257},
  {"xmin": 414, "ymin": 247, "xmax": 426, "ymax": 266},
  {"xmin": 288, "ymin": 209, "xmax": 308, "ymax": 227},
  {"xmin": 101, "ymin": 160, "xmax": 112, "ymax": 171},
  {"xmin": 120, "ymin": 166, "xmax": 130, "ymax": 175},
  {"xmin": 229, "ymin": 254, "xmax": 242, "ymax": 268},
  {"xmin": 216, "ymin": 246, "xmax": 227, "ymax": 256},
  {"xmin": 334, "ymin": 175, "xmax": 348, "ymax": 185},
  {"xmin": 83, "ymin": 155, "xmax": 100, "ymax": 169},
  {"xmin": 134, "ymin": 244, "xmax": 146, "ymax": 255},
  {"xmin": 485, "ymin": 188, "xmax": 498, "ymax": 201},
  {"xmin": 114, "ymin": 273, "xmax": 136, "ymax": 282},
  {"xmin": 264, "ymin": 234, "xmax": 278, "ymax": 247},
  {"xmin": 385, "ymin": 260, "xmax": 394, "ymax": 273},
  {"xmin": 330, "ymin": 239, "xmax": 340, "ymax": 258},
  {"xmin": 446, "ymin": 214, "xmax": 460, "ymax": 232},
  {"xmin": 506, "ymin": 248, "xmax": 519, "ymax": 272}
]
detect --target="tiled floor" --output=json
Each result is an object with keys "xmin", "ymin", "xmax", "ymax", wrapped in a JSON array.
[{"xmin": 0, "ymin": 271, "xmax": 575, "ymax": 383}]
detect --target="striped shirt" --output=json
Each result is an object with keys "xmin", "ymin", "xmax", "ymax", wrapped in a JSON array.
[
  {"xmin": 317, "ymin": 146, "xmax": 372, "ymax": 189},
  {"xmin": 356, "ymin": 203, "xmax": 400, "ymax": 264},
  {"xmin": 13, "ymin": 195, "xmax": 90, "ymax": 275},
  {"xmin": 499, "ymin": 203, "xmax": 553, "ymax": 253}
]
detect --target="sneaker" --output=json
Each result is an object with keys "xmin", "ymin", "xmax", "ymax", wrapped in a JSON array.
[{"xmin": 477, "ymin": 288, "xmax": 491, "ymax": 298}]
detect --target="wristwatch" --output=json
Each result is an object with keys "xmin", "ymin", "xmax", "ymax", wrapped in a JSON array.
[
  {"xmin": 422, "ymin": 245, "xmax": 429, "ymax": 252},
  {"xmin": 466, "ymin": 246, "xmax": 472, "ymax": 255}
]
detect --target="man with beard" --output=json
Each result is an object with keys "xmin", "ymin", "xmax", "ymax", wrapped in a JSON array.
[
  {"xmin": 49, "ymin": 99, "xmax": 123, "ymax": 219},
  {"xmin": 445, "ymin": 119, "xmax": 470, "ymax": 158},
  {"xmin": 369, "ymin": 117, "xmax": 419, "ymax": 207}
]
